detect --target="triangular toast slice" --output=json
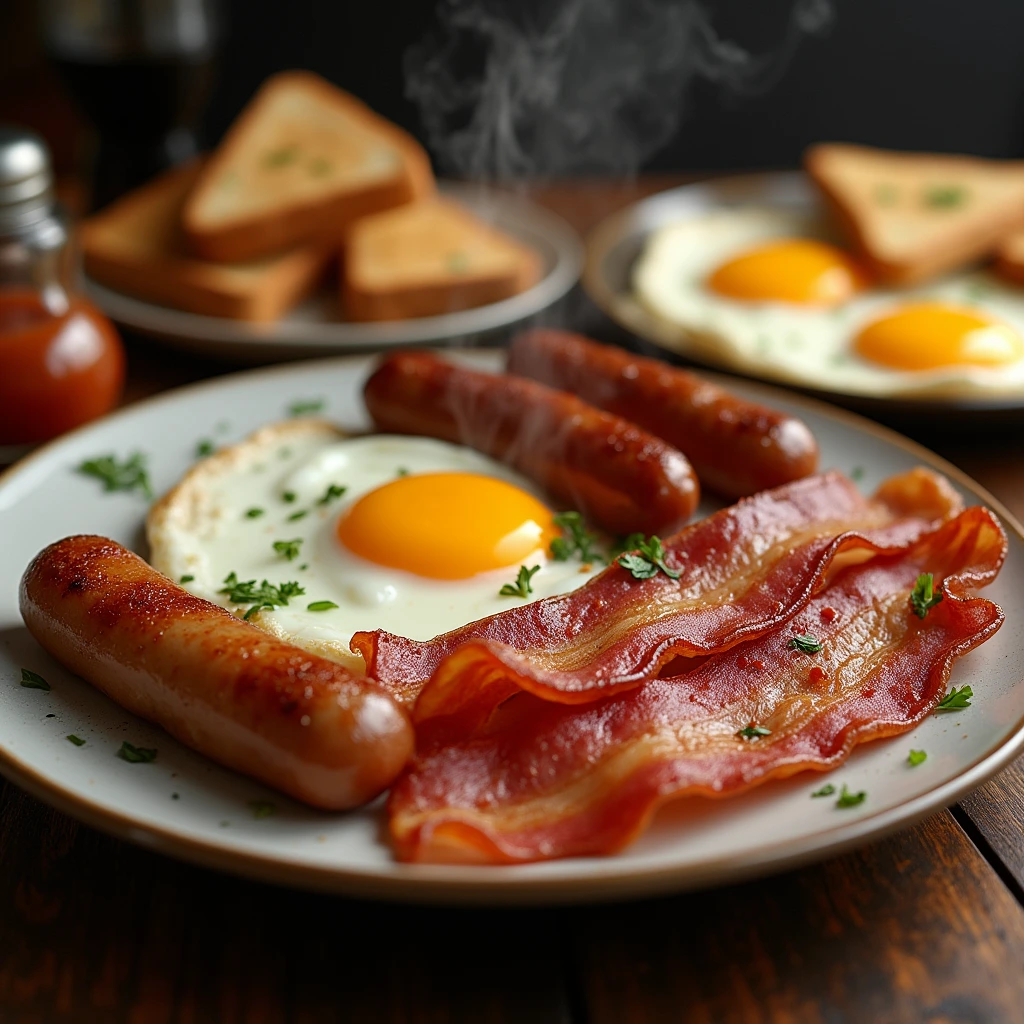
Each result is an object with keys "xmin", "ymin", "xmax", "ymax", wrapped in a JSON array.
[
  {"xmin": 805, "ymin": 143, "xmax": 1024, "ymax": 284},
  {"xmin": 342, "ymin": 198, "xmax": 541, "ymax": 321},
  {"xmin": 183, "ymin": 71, "xmax": 434, "ymax": 262},
  {"xmin": 83, "ymin": 162, "xmax": 331, "ymax": 322}
]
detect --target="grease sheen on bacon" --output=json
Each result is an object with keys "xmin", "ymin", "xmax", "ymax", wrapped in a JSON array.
[
  {"xmin": 351, "ymin": 468, "xmax": 962, "ymax": 719},
  {"xmin": 389, "ymin": 506, "xmax": 1007, "ymax": 863}
]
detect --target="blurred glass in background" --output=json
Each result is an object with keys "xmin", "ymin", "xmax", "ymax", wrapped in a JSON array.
[{"xmin": 42, "ymin": 0, "xmax": 220, "ymax": 209}]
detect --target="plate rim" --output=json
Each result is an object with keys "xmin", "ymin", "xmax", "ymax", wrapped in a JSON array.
[
  {"xmin": 1, "ymin": 351, "xmax": 1023, "ymax": 905},
  {"xmin": 86, "ymin": 182, "xmax": 584, "ymax": 354},
  {"xmin": 581, "ymin": 170, "xmax": 1024, "ymax": 412}
]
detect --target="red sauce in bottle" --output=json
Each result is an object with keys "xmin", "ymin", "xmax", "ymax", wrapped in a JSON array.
[{"xmin": 0, "ymin": 289, "xmax": 124, "ymax": 445}]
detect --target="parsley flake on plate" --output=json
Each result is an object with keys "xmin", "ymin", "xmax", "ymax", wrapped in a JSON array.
[
  {"xmin": 788, "ymin": 634, "xmax": 823, "ymax": 654},
  {"xmin": 500, "ymin": 564, "xmax": 541, "ymax": 599},
  {"xmin": 272, "ymin": 538, "xmax": 303, "ymax": 562},
  {"xmin": 307, "ymin": 600, "xmax": 339, "ymax": 612},
  {"xmin": 288, "ymin": 398, "xmax": 325, "ymax": 417},
  {"xmin": 736, "ymin": 725, "xmax": 771, "ymax": 741},
  {"xmin": 811, "ymin": 783, "xmax": 836, "ymax": 798},
  {"xmin": 20, "ymin": 668, "xmax": 50, "ymax": 691},
  {"xmin": 317, "ymin": 483, "xmax": 346, "ymax": 505},
  {"xmin": 180, "ymin": 574, "xmax": 195, "ymax": 584},
  {"xmin": 617, "ymin": 535, "xmax": 680, "ymax": 581},
  {"xmin": 195, "ymin": 439, "xmax": 215, "ymax": 458},
  {"xmin": 250, "ymin": 800, "xmax": 276, "ymax": 819},
  {"xmin": 219, "ymin": 572, "xmax": 305, "ymax": 620},
  {"xmin": 908, "ymin": 749, "xmax": 927, "ymax": 766},
  {"xmin": 911, "ymin": 573, "xmax": 943, "ymax": 619},
  {"xmin": 66, "ymin": 734, "xmax": 85, "ymax": 747},
  {"xmin": 836, "ymin": 784, "xmax": 866, "ymax": 808},
  {"xmin": 118, "ymin": 741, "xmax": 157, "ymax": 763},
  {"xmin": 550, "ymin": 511, "xmax": 604, "ymax": 564},
  {"xmin": 244, "ymin": 507, "xmax": 265, "ymax": 519},
  {"xmin": 935, "ymin": 684, "xmax": 973, "ymax": 712},
  {"xmin": 287, "ymin": 510, "xmax": 308, "ymax": 522},
  {"xmin": 76, "ymin": 452, "xmax": 153, "ymax": 499}
]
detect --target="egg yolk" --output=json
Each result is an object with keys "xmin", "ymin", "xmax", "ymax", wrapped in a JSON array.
[
  {"xmin": 854, "ymin": 303, "xmax": 1024, "ymax": 371},
  {"xmin": 336, "ymin": 472, "xmax": 558, "ymax": 580},
  {"xmin": 708, "ymin": 239, "xmax": 868, "ymax": 306}
]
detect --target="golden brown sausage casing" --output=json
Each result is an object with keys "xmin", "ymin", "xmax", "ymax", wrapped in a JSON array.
[
  {"xmin": 20, "ymin": 535, "xmax": 414, "ymax": 810},
  {"xmin": 508, "ymin": 329, "xmax": 820, "ymax": 499},
  {"xmin": 363, "ymin": 351, "xmax": 700, "ymax": 537}
]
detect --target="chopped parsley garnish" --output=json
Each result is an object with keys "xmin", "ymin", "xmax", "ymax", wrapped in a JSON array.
[
  {"xmin": 77, "ymin": 452, "xmax": 153, "ymax": 499},
  {"xmin": 911, "ymin": 573, "xmax": 943, "ymax": 619},
  {"xmin": 288, "ymin": 398, "xmax": 325, "ymax": 417},
  {"xmin": 287, "ymin": 510, "xmax": 308, "ymax": 522},
  {"xmin": 788, "ymin": 634, "xmax": 823, "ymax": 654},
  {"xmin": 180, "ymin": 574, "xmax": 195, "ymax": 584},
  {"xmin": 935, "ymin": 684, "xmax": 973, "ymax": 712},
  {"xmin": 66, "ymin": 734, "xmax": 85, "ymax": 746},
  {"xmin": 298, "ymin": 563, "xmax": 309, "ymax": 571},
  {"xmin": 550, "ymin": 511, "xmax": 604, "ymax": 563},
  {"xmin": 850, "ymin": 466, "xmax": 865, "ymax": 482},
  {"xmin": 811, "ymin": 783, "xmax": 836, "ymax": 798},
  {"xmin": 736, "ymin": 725, "xmax": 772, "ymax": 741},
  {"xmin": 264, "ymin": 145, "xmax": 299, "ymax": 167},
  {"xmin": 118, "ymin": 741, "xmax": 157, "ymax": 763},
  {"xmin": 396, "ymin": 467, "xmax": 410, "ymax": 477},
  {"xmin": 317, "ymin": 483, "xmax": 346, "ymax": 505},
  {"xmin": 20, "ymin": 668, "xmax": 50, "ymax": 691},
  {"xmin": 874, "ymin": 183, "xmax": 898, "ymax": 206},
  {"xmin": 195, "ymin": 439, "xmax": 215, "ymax": 458},
  {"xmin": 219, "ymin": 572, "xmax": 305, "ymax": 620},
  {"xmin": 272, "ymin": 538, "xmax": 303, "ymax": 562},
  {"xmin": 282, "ymin": 491, "xmax": 297, "ymax": 503},
  {"xmin": 617, "ymin": 535, "xmax": 680, "ymax": 581},
  {"xmin": 245, "ymin": 507, "xmax": 265, "ymax": 519},
  {"xmin": 171, "ymin": 793, "xmax": 180, "ymax": 800},
  {"xmin": 836, "ymin": 784, "xmax": 866, "ymax": 808},
  {"xmin": 307, "ymin": 600, "xmax": 339, "ymax": 612},
  {"xmin": 923, "ymin": 185, "xmax": 966, "ymax": 208},
  {"xmin": 500, "ymin": 564, "xmax": 541, "ymax": 599},
  {"xmin": 250, "ymin": 800, "xmax": 276, "ymax": 819},
  {"xmin": 908, "ymin": 749, "xmax": 927, "ymax": 766}
]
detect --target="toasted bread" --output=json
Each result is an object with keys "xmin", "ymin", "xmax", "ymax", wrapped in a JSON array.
[
  {"xmin": 342, "ymin": 198, "xmax": 541, "ymax": 321},
  {"xmin": 182, "ymin": 71, "xmax": 434, "ymax": 262},
  {"xmin": 805, "ymin": 143, "xmax": 1024, "ymax": 284},
  {"xmin": 82, "ymin": 162, "xmax": 331, "ymax": 322}
]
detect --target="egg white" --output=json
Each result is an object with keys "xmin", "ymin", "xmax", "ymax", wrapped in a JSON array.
[
  {"xmin": 632, "ymin": 205, "xmax": 1024, "ymax": 398},
  {"xmin": 147, "ymin": 421, "xmax": 603, "ymax": 672}
]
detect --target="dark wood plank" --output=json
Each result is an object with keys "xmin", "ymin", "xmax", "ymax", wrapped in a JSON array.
[
  {"xmin": 959, "ymin": 757, "xmax": 1024, "ymax": 897},
  {"xmin": 571, "ymin": 811, "xmax": 1024, "ymax": 1024},
  {"xmin": 0, "ymin": 779, "xmax": 572, "ymax": 1024}
]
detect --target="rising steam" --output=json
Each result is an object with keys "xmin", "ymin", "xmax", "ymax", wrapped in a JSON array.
[{"xmin": 405, "ymin": 0, "xmax": 836, "ymax": 180}]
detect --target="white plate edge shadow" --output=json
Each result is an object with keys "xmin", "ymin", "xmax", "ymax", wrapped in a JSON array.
[{"xmin": 0, "ymin": 349, "xmax": 1022, "ymax": 906}]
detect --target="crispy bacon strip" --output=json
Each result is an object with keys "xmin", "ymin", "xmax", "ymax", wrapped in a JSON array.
[
  {"xmin": 352, "ymin": 469, "xmax": 961, "ymax": 715},
  {"xmin": 389, "ymin": 506, "xmax": 1007, "ymax": 863}
]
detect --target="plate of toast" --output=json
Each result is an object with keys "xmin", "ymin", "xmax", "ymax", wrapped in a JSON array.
[
  {"xmin": 81, "ymin": 72, "xmax": 582, "ymax": 361},
  {"xmin": 585, "ymin": 145, "xmax": 1024, "ymax": 411}
]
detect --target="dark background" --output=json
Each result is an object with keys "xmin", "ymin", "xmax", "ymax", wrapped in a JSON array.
[{"xmin": 3, "ymin": 0, "xmax": 1024, "ymax": 185}]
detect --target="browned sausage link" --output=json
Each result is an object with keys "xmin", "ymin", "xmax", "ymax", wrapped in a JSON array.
[
  {"xmin": 20, "ymin": 536, "xmax": 414, "ymax": 810},
  {"xmin": 363, "ymin": 351, "xmax": 700, "ymax": 536},
  {"xmin": 507, "ymin": 329, "xmax": 820, "ymax": 499}
]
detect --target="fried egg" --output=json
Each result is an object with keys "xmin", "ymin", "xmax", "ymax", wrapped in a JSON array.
[
  {"xmin": 147, "ymin": 421, "xmax": 603, "ymax": 672},
  {"xmin": 632, "ymin": 206, "xmax": 1024, "ymax": 397}
]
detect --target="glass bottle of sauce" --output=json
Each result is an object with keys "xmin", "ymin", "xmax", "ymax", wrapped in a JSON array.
[{"xmin": 0, "ymin": 126, "xmax": 125, "ymax": 462}]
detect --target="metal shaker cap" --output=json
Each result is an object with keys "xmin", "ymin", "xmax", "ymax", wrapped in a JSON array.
[{"xmin": 0, "ymin": 126, "xmax": 54, "ymax": 217}]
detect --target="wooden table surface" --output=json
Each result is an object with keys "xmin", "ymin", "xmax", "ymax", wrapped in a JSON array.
[{"xmin": 3, "ymin": 178, "xmax": 1024, "ymax": 1023}]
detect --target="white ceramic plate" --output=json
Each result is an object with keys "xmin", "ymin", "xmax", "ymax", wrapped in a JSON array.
[
  {"xmin": 85, "ymin": 183, "xmax": 583, "ymax": 363},
  {"xmin": 1, "ymin": 351, "xmax": 1022, "ymax": 905},
  {"xmin": 583, "ymin": 172, "xmax": 1024, "ymax": 413}
]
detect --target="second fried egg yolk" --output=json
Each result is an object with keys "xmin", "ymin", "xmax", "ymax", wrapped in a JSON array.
[
  {"xmin": 854, "ymin": 303, "xmax": 1024, "ymax": 371},
  {"xmin": 336, "ymin": 472, "xmax": 558, "ymax": 580},
  {"xmin": 708, "ymin": 239, "xmax": 868, "ymax": 306}
]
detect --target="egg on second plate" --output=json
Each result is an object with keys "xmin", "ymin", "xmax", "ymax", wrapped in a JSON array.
[
  {"xmin": 147, "ymin": 421, "xmax": 603, "ymax": 672},
  {"xmin": 632, "ymin": 205, "xmax": 1024, "ymax": 397}
]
